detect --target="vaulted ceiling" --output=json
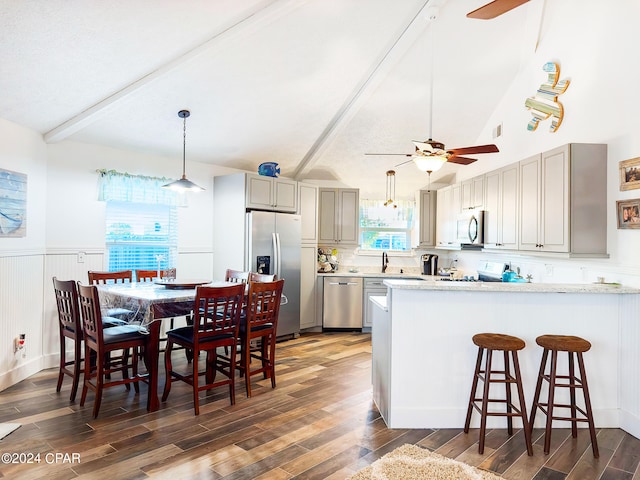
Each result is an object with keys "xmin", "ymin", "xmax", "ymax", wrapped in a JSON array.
[{"xmin": 0, "ymin": 0, "xmax": 535, "ymax": 198}]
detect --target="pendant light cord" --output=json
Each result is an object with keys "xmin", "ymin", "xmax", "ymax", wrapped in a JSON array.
[
  {"xmin": 428, "ymin": 16, "xmax": 435, "ymax": 141},
  {"xmin": 182, "ymin": 114, "xmax": 187, "ymax": 179}
]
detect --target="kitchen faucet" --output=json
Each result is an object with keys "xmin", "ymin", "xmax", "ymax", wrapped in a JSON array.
[{"xmin": 382, "ymin": 251, "xmax": 389, "ymax": 273}]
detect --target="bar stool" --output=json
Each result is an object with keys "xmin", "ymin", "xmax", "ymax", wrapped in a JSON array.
[
  {"xmin": 464, "ymin": 333, "xmax": 533, "ymax": 455},
  {"xmin": 529, "ymin": 334, "xmax": 599, "ymax": 458}
]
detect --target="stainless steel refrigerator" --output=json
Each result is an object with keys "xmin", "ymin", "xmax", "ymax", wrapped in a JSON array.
[{"xmin": 245, "ymin": 211, "xmax": 301, "ymax": 338}]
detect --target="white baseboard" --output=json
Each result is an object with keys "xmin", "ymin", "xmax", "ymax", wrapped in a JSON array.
[{"xmin": 0, "ymin": 357, "xmax": 45, "ymax": 393}]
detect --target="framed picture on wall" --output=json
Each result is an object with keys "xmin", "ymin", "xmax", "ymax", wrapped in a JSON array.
[
  {"xmin": 616, "ymin": 199, "xmax": 640, "ymax": 229},
  {"xmin": 0, "ymin": 168, "xmax": 27, "ymax": 237},
  {"xmin": 619, "ymin": 157, "xmax": 640, "ymax": 191}
]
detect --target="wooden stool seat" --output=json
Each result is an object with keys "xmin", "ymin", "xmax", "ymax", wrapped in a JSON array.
[
  {"xmin": 536, "ymin": 334, "xmax": 591, "ymax": 353},
  {"xmin": 530, "ymin": 334, "xmax": 599, "ymax": 458},
  {"xmin": 473, "ymin": 333, "xmax": 525, "ymax": 351},
  {"xmin": 464, "ymin": 333, "xmax": 533, "ymax": 456}
]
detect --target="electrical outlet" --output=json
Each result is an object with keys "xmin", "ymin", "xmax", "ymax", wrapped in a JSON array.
[
  {"xmin": 545, "ymin": 264, "xmax": 553, "ymax": 276},
  {"xmin": 77, "ymin": 251, "xmax": 85, "ymax": 263}
]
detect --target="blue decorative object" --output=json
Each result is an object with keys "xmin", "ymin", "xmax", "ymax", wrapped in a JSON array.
[{"xmin": 258, "ymin": 162, "xmax": 280, "ymax": 177}]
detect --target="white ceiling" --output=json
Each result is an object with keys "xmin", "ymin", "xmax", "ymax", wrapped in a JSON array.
[{"xmin": 0, "ymin": 0, "xmax": 536, "ymax": 198}]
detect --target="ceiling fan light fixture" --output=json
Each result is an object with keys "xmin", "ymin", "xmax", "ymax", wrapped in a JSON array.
[
  {"xmin": 163, "ymin": 109, "xmax": 204, "ymax": 192},
  {"xmin": 413, "ymin": 156, "xmax": 447, "ymax": 172}
]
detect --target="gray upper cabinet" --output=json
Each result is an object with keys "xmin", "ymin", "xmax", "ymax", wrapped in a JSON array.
[
  {"xmin": 297, "ymin": 183, "xmax": 318, "ymax": 245},
  {"xmin": 245, "ymin": 173, "xmax": 297, "ymax": 212},
  {"xmin": 461, "ymin": 175, "xmax": 485, "ymax": 210},
  {"xmin": 417, "ymin": 190, "xmax": 437, "ymax": 247},
  {"xmin": 318, "ymin": 188, "xmax": 359, "ymax": 245},
  {"xmin": 518, "ymin": 143, "xmax": 607, "ymax": 256},
  {"xmin": 483, "ymin": 164, "xmax": 519, "ymax": 250}
]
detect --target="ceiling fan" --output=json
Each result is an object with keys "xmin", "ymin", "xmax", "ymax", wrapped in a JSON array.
[
  {"xmin": 466, "ymin": 0, "xmax": 530, "ymax": 20},
  {"xmin": 365, "ymin": 140, "xmax": 499, "ymax": 172},
  {"xmin": 364, "ymin": 9, "xmax": 499, "ymax": 174}
]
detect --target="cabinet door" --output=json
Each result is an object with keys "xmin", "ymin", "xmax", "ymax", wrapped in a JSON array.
[
  {"xmin": 363, "ymin": 279, "xmax": 386, "ymax": 328},
  {"xmin": 461, "ymin": 180, "xmax": 473, "ymax": 210},
  {"xmin": 540, "ymin": 146, "xmax": 569, "ymax": 252},
  {"xmin": 298, "ymin": 183, "xmax": 318, "ymax": 244},
  {"xmin": 318, "ymin": 189, "xmax": 337, "ymax": 243},
  {"xmin": 418, "ymin": 190, "xmax": 436, "ymax": 247},
  {"xmin": 436, "ymin": 186, "xmax": 453, "ymax": 246},
  {"xmin": 500, "ymin": 164, "xmax": 519, "ymax": 249},
  {"xmin": 246, "ymin": 174, "xmax": 274, "ymax": 210},
  {"xmin": 519, "ymin": 155, "xmax": 541, "ymax": 251},
  {"xmin": 483, "ymin": 171, "xmax": 501, "ymax": 248},
  {"xmin": 472, "ymin": 176, "xmax": 485, "ymax": 209},
  {"xmin": 299, "ymin": 245, "xmax": 318, "ymax": 329},
  {"xmin": 274, "ymin": 178, "xmax": 297, "ymax": 212},
  {"xmin": 337, "ymin": 189, "xmax": 359, "ymax": 245}
]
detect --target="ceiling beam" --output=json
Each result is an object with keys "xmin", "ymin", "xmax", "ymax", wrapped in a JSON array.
[
  {"xmin": 44, "ymin": 0, "xmax": 310, "ymax": 143},
  {"xmin": 293, "ymin": 0, "xmax": 447, "ymax": 180}
]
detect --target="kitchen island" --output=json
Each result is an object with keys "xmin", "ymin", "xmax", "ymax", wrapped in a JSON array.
[{"xmin": 371, "ymin": 279, "xmax": 640, "ymax": 441}]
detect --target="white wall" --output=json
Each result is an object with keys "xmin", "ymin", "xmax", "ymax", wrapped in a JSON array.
[
  {"xmin": 449, "ymin": 0, "xmax": 640, "ymax": 288},
  {"xmin": 333, "ymin": 1, "xmax": 640, "ymax": 288},
  {"xmin": 0, "ymin": 126, "xmax": 243, "ymax": 390},
  {"xmin": 0, "ymin": 119, "xmax": 48, "ymax": 388}
]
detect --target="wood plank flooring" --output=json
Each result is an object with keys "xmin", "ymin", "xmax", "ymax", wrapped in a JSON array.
[{"xmin": 1, "ymin": 332, "xmax": 639, "ymax": 479}]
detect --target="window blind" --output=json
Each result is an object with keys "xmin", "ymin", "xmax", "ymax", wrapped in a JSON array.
[{"xmin": 359, "ymin": 199, "xmax": 415, "ymax": 251}]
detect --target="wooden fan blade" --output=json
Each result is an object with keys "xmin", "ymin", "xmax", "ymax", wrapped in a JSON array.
[
  {"xmin": 467, "ymin": 0, "xmax": 530, "ymax": 20},
  {"xmin": 448, "ymin": 156, "xmax": 477, "ymax": 165},
  {"xmin": 364, "ymin": 153, "xmax": 414, "ymax": 157},
  {"xmin": 447, "ymin": 144, "xmax": 499, "ymax": 156}
]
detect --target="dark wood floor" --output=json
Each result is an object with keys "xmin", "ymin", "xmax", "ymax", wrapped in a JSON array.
[{"xmin": 1, "ymin": 332, "xmax": 639, "ymax": 479}]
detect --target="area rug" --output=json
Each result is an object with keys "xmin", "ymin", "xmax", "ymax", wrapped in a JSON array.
[
  {"xmin": 0, "ymin": 423, "xmax": 21, "ymax": 440},
  {"xmin": 349, "ymin": 444, "xmax": 504, "ymax": 480}
]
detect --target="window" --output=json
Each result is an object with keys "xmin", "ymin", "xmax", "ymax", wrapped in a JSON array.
[
  {"xmin": 98, "ymin": 169, "xmax": 181, "ymax": 272},
  {"xmin": 359, "ymin": 199, "xmax": 415, "ymax": 252},
  {"xmin": 105, "ymin": 201, "xmax": 177, "ymax": 271}
]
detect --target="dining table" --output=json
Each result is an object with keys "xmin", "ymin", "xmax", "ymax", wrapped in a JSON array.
[{"xmin": 96, "ymin": 279, "xmax": 226, "ymax": 412}]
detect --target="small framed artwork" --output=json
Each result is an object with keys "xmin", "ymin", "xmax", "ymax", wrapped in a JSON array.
[
  {"xmin": 619, "ymin": 157, "xmax": 640, "ymax": 191},
  {"xmin": 616, "ymin": 199, "xmax": 640, "ymax": 229},
  {"xmin": 0, "ymin": 168, "xmax": 27, "ymax": 237}
]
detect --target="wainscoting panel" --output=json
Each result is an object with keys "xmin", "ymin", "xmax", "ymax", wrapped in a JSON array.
[{"xmin": 0, "ymin": 254, "xmax": 45, "ymax": 391}]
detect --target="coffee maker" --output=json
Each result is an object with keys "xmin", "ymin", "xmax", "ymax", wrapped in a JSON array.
[{"xmin": 421, "ymin": 254, "xmax": 438, "ymax": 275}]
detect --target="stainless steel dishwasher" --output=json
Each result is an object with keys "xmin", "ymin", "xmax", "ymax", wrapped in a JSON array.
[{"xmin": 323, "ymin": 277, "xmax": 363, "ymax": 329}]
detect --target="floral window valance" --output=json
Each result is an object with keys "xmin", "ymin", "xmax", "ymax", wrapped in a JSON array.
[{"xmin": 96, "ymin": 169, "xmax": 186, "ymax": 207}]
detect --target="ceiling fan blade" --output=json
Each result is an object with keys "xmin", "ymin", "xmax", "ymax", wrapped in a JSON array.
[
  {"xmin": 447, "ymin": 144, "xmax": 499, "ymax": 156},
  {"xmin": 466, "ymin": 0, "xmax": 530, "ymax": 19},
  {"xmin": 448, "ymin": 156, "xmax": 477, "ymax": 165},
  {"xmin": 364, "ymin": 153, "xmax": 413, "ymax": 157}
]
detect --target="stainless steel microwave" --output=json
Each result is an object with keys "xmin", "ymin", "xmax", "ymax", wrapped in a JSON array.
[{"xmin": 456, "ymin": 209, "xmax": 485, "ymax": 246}]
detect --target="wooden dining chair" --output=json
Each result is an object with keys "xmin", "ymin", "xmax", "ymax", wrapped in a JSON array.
[
  {"xmin": 136, "ymin": 268, "xmax": 176, "ymax": 282},
  {"xmin": 87, "ymin": 270, "xmax": 135, "ymax": 323},
  {"xmin": 248, "ymin": 272, "xmax": 277, "ymax": 283},
  {"xmin": 52, "ymin": 277, "xmax": 84, "ymax": 402},
  {"xmin": 225, "ymin": 269, "xmax": 250, "ymax": 283},
  {"xmin": 238, "ymin": 279, "xmax": 284, "ymax": 397},
  {"xmin": 77, "ymin": 283, "xmax": 149, "ymax": 418},
  {"xmin": 162, "ymin": 283, "xmax": 244, "ymax": 415}
]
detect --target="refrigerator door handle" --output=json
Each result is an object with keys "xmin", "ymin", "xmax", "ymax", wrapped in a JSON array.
[
  {"xmin": 271, "ymin": 232, "xmax": 278, "ymax": 277},
  {"xmin": 275, "ymin": 232, "xmax": 282, "ymax": 278}
]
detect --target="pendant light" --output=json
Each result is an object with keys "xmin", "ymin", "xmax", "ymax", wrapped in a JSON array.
[
  {"xmin": 383, "ymin": 170, "xmax": 397, "ymax": 208},
  {"xmin": 162, "ymin": 110, "xmax": 204, "ymax": 192},
  {"xmin": 413, "ymin": 11, "xmax": 447, "ymax": 174}
]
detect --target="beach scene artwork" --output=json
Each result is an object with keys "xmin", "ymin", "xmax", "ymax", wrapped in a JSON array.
[{"xmin": 0, "ymin": 168, "xmax": 27, "ymax": 237}]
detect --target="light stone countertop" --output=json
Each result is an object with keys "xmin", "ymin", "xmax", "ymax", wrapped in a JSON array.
[{"xmin": 382, "ymin": 278, "xmax": 640, "ymax": 294}]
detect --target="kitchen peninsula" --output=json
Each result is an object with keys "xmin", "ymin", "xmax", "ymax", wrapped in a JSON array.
[{"xmin": 370, "ymin": 279, "xmax": 640, "ymax": 442}]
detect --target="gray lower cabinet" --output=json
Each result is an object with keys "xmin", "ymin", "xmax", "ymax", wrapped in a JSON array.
[{"xmin": 363, "ymin": 278, "xmax": 387, "ymax": 329}]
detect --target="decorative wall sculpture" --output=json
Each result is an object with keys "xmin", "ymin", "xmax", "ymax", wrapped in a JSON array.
[{"xmin": 525, "ymin": 62, "xmax": 570, "ymax": 132}]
